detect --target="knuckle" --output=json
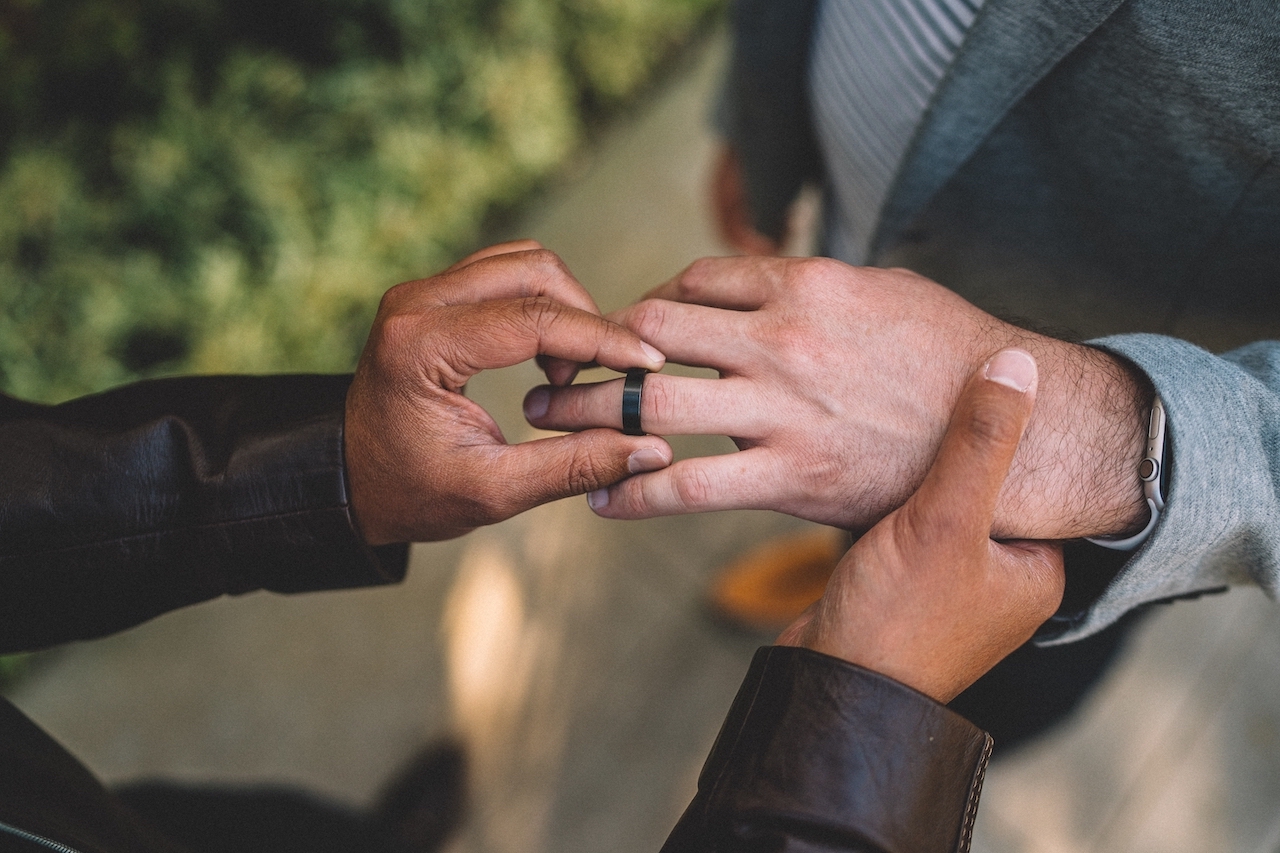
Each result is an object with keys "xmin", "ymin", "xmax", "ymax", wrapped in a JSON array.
[
  {"xmin": 626, "ymin": 299, "xmax": 670, "ymax": 342},
  {"xmin": 565, "ymin": 443, "xmax": 608, "ymax": 494},
  {"xmin": 518, "ymin": 295, "xmax": 561, "ymax": 330},
  {"xmin": 673, "ymin": 258, "xmax": 719, "ymax": 299},
  {"xmin": 789, "ymin": 443, "xmax": 842, "ymax": 489},
  {"xmin": 378, "ymin": 281, "xmax": 409, "ymax": 311},
  {"xmin": 526, "ymin": 248, "xmax": 574, "ymax": 286},
  {"xmin": 767, "ymin": 320, "xmax": 809, "ymax": 359},
  {"xmin": 606, "ymin": 480, "xmax": 647, "ymax": 517},
  {"xmin": 671, "ymin": 465, "xmax": 715, "ymax": 509},
  {"xmin": 790, "ymin": 255, "xmax": 833, "ymax": 278},
  {"xmin": 597, "ymin": 314, "xmax": 638, "ymax": 349},
  {"xmin": 367, "ymin": 311, "xmax": 421, "ymax": 370},
  {"xmin": 642, "ymin": 376, "xmax": 678, "ymax": 427},
  {"xmin": 525, "ymin": 247, "xmax": 567, "ymax": 271},
  {"xmin": 371, "ymin": 281, "xmax": 422, "ymax": 328},
  {"xmin": 763, "ymin": 317, "xmax": 827, "ymax": 380},
  {"xmin": 786, "ymin": 256, "xmax": 836, "ymax": 291}
]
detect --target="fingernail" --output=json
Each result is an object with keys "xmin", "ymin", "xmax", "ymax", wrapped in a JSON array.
[
  {"xmin": 627, "ymin": 446, "xmax": 670, "ymax": 474},
  {"xmin": 984, "ymin": 348, "xmax": 1036, "ymax": 392},
  {"xmin": 523, "ymin": 388, "xmax": 549, "ymax": 419},
  {"xmin": 640, "ymin": 341, "xmax": 665, "ymax": 366},
  {"xmin": 587, "ymin": 489, "xmax": 610, "ymax": 510}
]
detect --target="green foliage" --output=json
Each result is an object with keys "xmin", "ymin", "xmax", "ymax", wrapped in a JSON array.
[
  {"xmin": 0, "ymin": 654, "xmax": 28, "ymax": 693},
  {"xmin": 0, "ymin": 0, "xmax": 723, "ymax": 402}
]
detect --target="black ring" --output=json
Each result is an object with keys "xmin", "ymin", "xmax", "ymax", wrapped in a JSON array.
[{"xmin": 622, "ymin": 368, "xmax": 648, "ymax": 436}]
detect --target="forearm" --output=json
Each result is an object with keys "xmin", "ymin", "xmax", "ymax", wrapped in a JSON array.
[{"xmin": 0, "ymin": 375, "xmax": 406, "ymax": 653}]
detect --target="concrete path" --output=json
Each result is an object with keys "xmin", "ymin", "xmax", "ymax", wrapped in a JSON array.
[{"xmin": 7, "ymin": 26, "xmax": 1280, "ymax": 853}]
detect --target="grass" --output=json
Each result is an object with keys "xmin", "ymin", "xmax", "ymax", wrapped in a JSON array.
[{"xmin": 0, "ymin": 0, "xmax": 725, "ymax": 403}]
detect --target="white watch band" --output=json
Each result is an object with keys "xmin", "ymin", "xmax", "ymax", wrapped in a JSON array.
[{"xmin": 1086, "ymin": 395, "xmax": 1167, "ymax": 552}]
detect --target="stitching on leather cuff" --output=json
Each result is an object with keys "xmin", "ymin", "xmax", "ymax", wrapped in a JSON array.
[{"xmin": 957, "ymin": 733, "xmax": 993, "ymax": 852}]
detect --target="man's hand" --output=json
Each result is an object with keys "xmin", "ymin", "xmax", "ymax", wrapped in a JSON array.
[
  {"xmin": 344, "ymin": 241, "xmax": 671, "ymax": 545},
  {"xmin": 710, "ymin": 144, "xmax": 784, "ymax": 256},
  {"xmin": 525, "ymin": 256, "xmax": 1151, "ymax": 541},
  {"xmin": 776, "ymin": 349, "xmax": 1065, "ymax": 703}
]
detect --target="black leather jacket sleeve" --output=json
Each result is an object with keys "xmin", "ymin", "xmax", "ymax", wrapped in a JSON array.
[
  {"xmin": 0, "ymin": 375, "xmax": 408, "ymax": 653},
  {"xmin": 663, "ymin": 646, "xmax": 992, "ymax": 853},
  {"xmin": 0, "ymin": 377, "xmax": 991, "ymax": 853}
]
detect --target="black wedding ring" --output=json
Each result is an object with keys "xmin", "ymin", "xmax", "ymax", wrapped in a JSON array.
[{"xmin": 621, "ymin": 368, "xmax": 648, "ymax": 436}]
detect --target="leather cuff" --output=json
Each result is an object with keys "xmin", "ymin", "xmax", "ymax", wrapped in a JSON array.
[{"xmin": 687, "ymin": 646, "xmax": 992, "ymax": 853}]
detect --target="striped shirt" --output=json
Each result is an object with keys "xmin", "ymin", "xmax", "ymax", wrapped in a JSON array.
[{"xmin": 810, "ymin": 0, "xmax": 985, "ymax": 264}]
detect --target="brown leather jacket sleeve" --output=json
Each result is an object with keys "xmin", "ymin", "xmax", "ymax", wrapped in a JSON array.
[
  {"xmin": 663, "ymin": 646, "xmax": 993, "ymax": 853},
  {"xmin": 0, "ymin": 375, "xmax": 408, "ymax": 654}
]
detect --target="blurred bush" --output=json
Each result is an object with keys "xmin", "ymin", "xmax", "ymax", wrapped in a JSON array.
[
  {"xmin": 0, "ymin": 0, "xmax": 723, "ymax": 402},
  {"xmin": 0, "ymin": 653, "xmax": 25, "ymax": 690}
]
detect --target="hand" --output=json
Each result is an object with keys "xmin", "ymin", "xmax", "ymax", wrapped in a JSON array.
[
  {"xmin": 776, "ymin": 349, "xmax": 1065, "ymax": 703},
  {"xmin": 710, "ymin": 143, "xmax": 784, "ymax": 256},
  {"xmin": 525, "ymin": 256, "xmax": 1151, "ymax": 541},
  {"xmin": 344, "ymin": 241, "xmax": 671, "ymax": 545}
]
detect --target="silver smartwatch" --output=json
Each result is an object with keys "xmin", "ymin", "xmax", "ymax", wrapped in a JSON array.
[{"xmin": 1086, "ymin": 395, "xmax": 1168, "ymax": 552}]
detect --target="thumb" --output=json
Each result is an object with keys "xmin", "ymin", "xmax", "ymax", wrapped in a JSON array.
[
  {"xmin": 492, "ymin": 430, "xmax": 673, "ymax": 516},
  {"xmin": 905, "ymin": 348, "xmax": 1038, "ymax": 542}
]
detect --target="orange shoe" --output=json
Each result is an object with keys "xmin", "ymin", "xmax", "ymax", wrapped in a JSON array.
[{"xmin": 707, "ymin": 526, "xmax": 848, "ymax": 633}]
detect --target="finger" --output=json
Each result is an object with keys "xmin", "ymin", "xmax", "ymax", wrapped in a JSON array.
[
  {"xmin": 584, "ymin": 449, "xmax": 791, "ymax": 519},
  {"xmin": 524, "ymin": 374, "xmax": 769, "ymax": 438},
  {"xmin": 989, "ymin": 539, "xmax": 1067, "ymax": 636},
  {"xmin": 536, "ymin": 354, "xmax": 581, "ymax": 387},
  {"xmin": 443, "ymin": 240, "xmax": 544, "ymax": 274},
  {"xmin": 603, "ymin": 299, "xmax": 758, "ymax": 371},
  {"xmin": 774, "ymin": 601, "xmax": 820, "ymax": 648},
  {"xmin": 404, "ymin": 248, "xmax": 605, "ymax": 319},
  {"xmin": 442, "ymin": 298, "xmax": 665, "ymax": 376},
  {"xmin": 540, "ymin": 295, "xmax": 754, "ymax": 384},
  {"xmin": 905, "ymin": 348, "xmax": 1038, "ymax": 542},
  {"xmin": 642, "ymin": 256, "xmax": 783, "ymax": 309},
  {"xmin": 487, "ymin": 430, "xmax": 673, "ymax": 517}
]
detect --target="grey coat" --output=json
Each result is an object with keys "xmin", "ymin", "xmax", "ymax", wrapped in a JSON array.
[{"xmin": 722, "ymin": 0, "xmax": 1280, "ymax": 641}]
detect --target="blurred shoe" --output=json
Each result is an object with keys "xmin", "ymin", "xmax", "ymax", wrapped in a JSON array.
[
  {"xmin": 707, "ymin": 527, "xmax": 847, "ymax": 633},
  {"xmin": 113, "ymin": 738, "xmax": 468, "ymax": 853},
  {"xmin": 373, "ymin": 737, "xmax": 467, "ymax": 853}
]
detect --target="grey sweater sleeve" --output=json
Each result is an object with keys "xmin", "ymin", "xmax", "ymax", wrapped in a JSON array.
[{"xmin": 1050, "ymin": 333, "xmax": 1280, "ymax": 643}]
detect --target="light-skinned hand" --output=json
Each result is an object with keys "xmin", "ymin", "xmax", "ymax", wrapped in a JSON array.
[
  {"xmin": 776, "ymin": 348, "xmax": 1065, "ymax": 703},
  {"xmin": 525, "ymin": 256, "xmax": 1151, "ymax": 541},
  {"xmin": 345, "ymin": 241, "xmax": 672, "ymax": 545}
]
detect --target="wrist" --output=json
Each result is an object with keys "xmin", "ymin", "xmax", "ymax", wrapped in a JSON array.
[
  {"xmin": 343, "ymin": 392, "xmax": 399, "ymax": 547},
  {"xmin": 993, "ymin": 338, "xmax": 1152, "ymax": 540}
]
